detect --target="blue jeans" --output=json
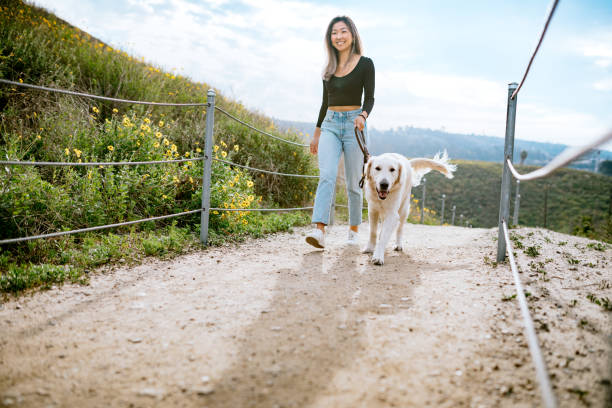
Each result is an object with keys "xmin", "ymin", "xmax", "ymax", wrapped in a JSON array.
[{"xmin": 312, "ymin": 109, "xmax": 368, "ymax": 226}]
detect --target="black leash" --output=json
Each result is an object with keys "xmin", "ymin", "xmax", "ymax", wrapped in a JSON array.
[{"xmin": 354, "ymin": 127, "xmax": 370, "ymax": 188}]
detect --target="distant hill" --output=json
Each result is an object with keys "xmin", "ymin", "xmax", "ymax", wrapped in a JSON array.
[{"xmin": 274, "ymin": 119, "xmax": 612, "ymax": 173}]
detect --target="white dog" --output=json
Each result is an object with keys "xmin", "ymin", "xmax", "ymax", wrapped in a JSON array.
[{"xmin": 362, "ymin": 151, "xmax": 456, "ymax": 265}]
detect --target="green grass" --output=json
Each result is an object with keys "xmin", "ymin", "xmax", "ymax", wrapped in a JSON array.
[{"xmin": 0, "ymin": 0, "xmax": 316, "ymax": 294}]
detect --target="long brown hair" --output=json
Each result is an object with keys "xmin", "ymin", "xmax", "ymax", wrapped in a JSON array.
[{"xmin": 322, "ymin": 16, "xmax": 363, "ymax": 81}]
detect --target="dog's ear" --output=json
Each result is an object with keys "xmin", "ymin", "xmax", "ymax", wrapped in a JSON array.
[
  {"xmin": 365, "ymin": 159, "xmax": 373, "ymax": 180},
  {"xmin": 389, "ymin": 159, "xmax": 403, "ymax": 191},
  {"xmin": 397, "ymin": 159, "xmax": 403, "ymax": 183}
]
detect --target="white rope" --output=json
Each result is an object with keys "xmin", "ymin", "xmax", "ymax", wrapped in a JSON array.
[
  {"xmin": 507, "ymin": 129, "xmax": 612, "ymax": 181},
  {"xmin": 511, "ymin": 0, "xmax": 560, "ymax": 99},
  {"xmin": 0, "ymin": 157, "xmax": 204, "ymax": 167},
  {"xmin": 0, "ymin": 210, "xmax": 203, "ymax": 245},
  {"xmin": 213, "ymin": 157, "xmax": 318, "ymax": 178},
  {"xmin": 215, "ymin": 106, "xmax": 309, "ymax": 147},
  {"xmin": 0, "ymin": 79, "xmax": 209, "ymax": 107},
  {"xmin": 501, "ymin": 220, "xmax": 557, "ymax": 408}
]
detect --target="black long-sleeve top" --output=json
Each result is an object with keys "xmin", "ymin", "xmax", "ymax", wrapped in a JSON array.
[{"xmin": 316, "ymin": 56, "xmax": 375, "ymax": 128}]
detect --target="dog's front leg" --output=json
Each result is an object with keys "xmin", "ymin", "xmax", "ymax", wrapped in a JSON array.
[
  {"xmin": 394, "ymin": 202, "xmax": 410, "ymax": 251},
  {"xmin": 362, "ymin": 209, "xmax": 379, "ymax": 254},
  {"xmin": 372, "ymin": 213, "xmax": 399, "ymax": 265}
]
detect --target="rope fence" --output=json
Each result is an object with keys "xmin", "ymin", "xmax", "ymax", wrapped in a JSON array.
[{"xmin": 0, "ymin": 80, "xmax": 320, "ymax": 246}]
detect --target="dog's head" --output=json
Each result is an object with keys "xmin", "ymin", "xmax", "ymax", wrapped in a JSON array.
[{"xmin": 365, "ymin": 155, "xmax": 403, "ymax": 200}]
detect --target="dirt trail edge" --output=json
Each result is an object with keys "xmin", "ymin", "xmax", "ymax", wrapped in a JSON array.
[{"xmin": 1, "ymin": 224, "xmax": 610, "ymax": 408}]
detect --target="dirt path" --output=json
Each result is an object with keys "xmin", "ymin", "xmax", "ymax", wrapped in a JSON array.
[{"xmin": 1, "ymin": 224, "xmax": 610, "ymax": 407}]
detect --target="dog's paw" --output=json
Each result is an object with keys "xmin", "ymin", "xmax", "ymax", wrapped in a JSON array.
[
  {"xmin": 371, "ymin": 250, "xmax": 385, "ymax": 265},
  {"xmin": 372, "ymin": 255, "xmax": 384, "ymax": 265},
  {"xmin": 393, "ymin": 244, "xmax": 403, "ymax": 252},
  {"xmin": 362, "ymin": 244, "xmax": 374, "ymax": 254}
]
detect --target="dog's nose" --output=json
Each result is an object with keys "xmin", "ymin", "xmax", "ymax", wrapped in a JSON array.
[{"xmin": 379, "ymin": 180, "xmax": 389, "ymax": 191}]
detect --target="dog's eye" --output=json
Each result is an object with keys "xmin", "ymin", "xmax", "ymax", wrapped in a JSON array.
[
  {"xmin": 375, "ymin": 166, "xmax": 381, "ymax": 171},
  {"xmin": 390, "ymin": 168, "xmax": 395, "ymax": 172}
]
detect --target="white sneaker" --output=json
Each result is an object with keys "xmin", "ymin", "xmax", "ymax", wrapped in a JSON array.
[
  {"xmin": 305, "ymin": 229, "xmax": 325, "ymax": 248},
  {"xmin": 347, "ymin": 230, "xmax": 359, "ymax": 246}
]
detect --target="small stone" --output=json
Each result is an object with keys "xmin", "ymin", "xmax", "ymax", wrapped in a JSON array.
[
  {"xmin": 137, "ymin": 387, "xmax": 165, "ymax": 399},
  {"xmin": 270, "ymin": 326, "xmax": 282, "ymax": 331},
  {"xmin": 338, "ymin": 324, "xmax": 347, "ymax": 330},
  {"xmin": 193, "ymin": 385, "xmax": 215, "ymax": 395},
  {"xmin": 128, "ymin": 337, "xmax": 143, "ymax": 344},
  {"xmin": 379, "ymin": 304, "xmax": 392, "ymax": 309},
  {"xmin": 201, "ymin": 376, "xmax": 211, "ymax": 384},
  {"xmin": 15, "ymin": 304, "xmax": 22, "ymax": 310},
  {"xmin": 455, "ymin": 370, "xmax": 462, "ymax": 376},
  {"xmin": 400, "ymin": 297, "xmax": 410, "ymax": 301},
  {"xmin": 35, "ymin": 389, "xmax": 50, "ymax": 396}
]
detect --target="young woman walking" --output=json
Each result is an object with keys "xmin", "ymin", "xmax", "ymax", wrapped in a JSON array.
[{"xmin": 306, "ymin": 15, "xmax": 375, "ymax": 248}]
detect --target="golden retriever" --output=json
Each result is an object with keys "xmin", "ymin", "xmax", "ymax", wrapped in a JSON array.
[{"xmin": 362, "ymin": 151, "xmax": 456, "ymax": 265}]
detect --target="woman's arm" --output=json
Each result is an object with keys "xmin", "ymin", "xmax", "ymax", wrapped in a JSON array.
[
  {"xmin": 355, "ymin": 58, "xmax": 374, "ymax": 131},
  {"xmin": 311, "ymin": 80, "xmax": 327, "ymax": 155}
]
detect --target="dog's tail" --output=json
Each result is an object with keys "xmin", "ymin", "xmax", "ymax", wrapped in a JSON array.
[{"xmin": 408, "ymin": 150, "xmax": 457, "ymax": 186}]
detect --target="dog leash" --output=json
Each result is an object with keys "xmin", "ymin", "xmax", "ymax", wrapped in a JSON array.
[{"xmin": 354, "ymin": 126, "xmax": 370, "ymax": 188}]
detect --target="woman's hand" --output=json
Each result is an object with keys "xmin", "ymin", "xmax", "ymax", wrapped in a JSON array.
[
  {"xmin": 354, "ymin": 113, "xmax": 366, "ymax": 131},
  {"xmin": 310, "ymin": 127, "xmax": 321, "ymax": 155}
]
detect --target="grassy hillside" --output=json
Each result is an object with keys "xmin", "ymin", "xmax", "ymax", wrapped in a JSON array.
[
  {"xmin": 419, "ymin": 161, "xmax": 612, "ymax": 242},
  {"xmin": 0, "ymin": 0, "xmax": 317, "ymax": 292}
]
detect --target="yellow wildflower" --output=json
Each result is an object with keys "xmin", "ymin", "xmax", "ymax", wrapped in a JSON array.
[
  {"xmin": 189, "ymin": 176, "xmax": 194, "ymax": 183},
  {"xmin": 184, "ymin": 151, "xmax": 190, "ymax": 157},
  {"xmin": 73, "ymin": 148, "xmax": 82, "ymax": 158},
  {"xmin": 18, "ymin": 78, "xmax": 23, "ymax": 83},
  {"xmin": 112, "ymin": 108, "xmax": 118, "ymax": 113},
  {"xmin": 173, "ymin": 176, "xmax": 179, "ymax": 183},
  {"xmin": 221, "ymin": 151, "xmax": 227, "ymax": 158},
  {"xmin": 92, "ymin": 106, "xmax": 99, "ymax": 114},
  {"xmin": 247, "ymin": 180, "xmax": 254, "ymax": 187},
  {"xmin": 163, "ymin": 138, "xmax": 170, "ymax": 146},
  {"xmin": 144, "ymin": 118, "xmax": 151, "ymax": 124},
  {"xmin": 87, "ymin": 171, "xmax": 92, "ymax": 180},
  {"xmin": 155, "ymin": 132, "xmax": 162, "ymax": 139},
  {"xmin": 107, "ymin": 145, "xmax": 114, "ymax": 151},
  {"xmin": 248, "ymin": 195, "xmax": 254, "ymax": 201},
  {"xmin": 234, "ymin": 145, "xmax": 239, "ymax": 152},
  {"xmin": 159, "ymin": 121, "xmax": 164, "ymax": 127},
  {"xmin": 170, "ymin": 144, "xmax": 177, "ymax": 152},
  {"xmin": 162, "ymin": 194, "xmax": 168, "ymax": 199},
  {"xmin": 64, "ymin": 148, "xmax": 70, "ymax": 156},
  {"xmin": 36, "ymin": 135, "xmax": 41, "ymax": 140},
  {"xmin": 213, "ymin": 145, "xmax": 219, "ymax": 152},
  {"xmin": 154, "ymin": 142, "xmax": 160, "ymax": 148},
  {"xmin": 196, "ymin": 148, "xmax": 202, "ymax": 153}
]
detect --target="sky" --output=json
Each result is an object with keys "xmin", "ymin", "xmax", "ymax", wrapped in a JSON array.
[{"xmin": 32, "ymin": 0, "xmax": 612, "ymax": 148}]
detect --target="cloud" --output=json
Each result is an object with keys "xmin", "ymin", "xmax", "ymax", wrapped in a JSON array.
[
  {"xmin": 571, "ymin": 30, "xmax": 612, "ymax": 69},
  {"xmin": 593, "ymin": 78, "xmax": 612, "ymax": 91}
]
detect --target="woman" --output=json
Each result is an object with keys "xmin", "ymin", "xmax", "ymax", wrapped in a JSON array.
[{"xmin": 306, "ymin": 15, "xmax": 375, "ymax": 249}]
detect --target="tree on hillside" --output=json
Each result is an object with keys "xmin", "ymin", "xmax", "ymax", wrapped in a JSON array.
[
  {"xmin": 520, "ymin": 150, "xmax": 528, "ymax": 165},
  {"xmin": 599, "ymin": 160, "xmax": 612, "ymax": 176}
]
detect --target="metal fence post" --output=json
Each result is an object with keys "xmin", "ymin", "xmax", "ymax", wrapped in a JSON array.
[
  {"xmin": 420, "ymin": 177, "xmax": 427, "ymax": 224},
  {"xmin": 513, "ymin": 180, "xmax": 520, "ymax": 226},
  {"xmin": 460, "ymin": 214, "xmax": 464, "ymax": 226},
  {"xmin": 440, "ymin": 194, "xmax": 446, "ymax": 225},
  {"xmin": 200, "ymin": 89, "xmax": 215, "ymax": 244},
  {"xmin": 451, "ymin": 205, "xmax": 456, "ymax": 225},
  {"xmin": 497, "ymin": 82, "xmax": 518, "ymax": 262}
]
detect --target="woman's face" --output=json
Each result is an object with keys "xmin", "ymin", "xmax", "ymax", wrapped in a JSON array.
[{"xmin": 330, "ymin": 21, "xmax": 353, "ymax": 53}]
